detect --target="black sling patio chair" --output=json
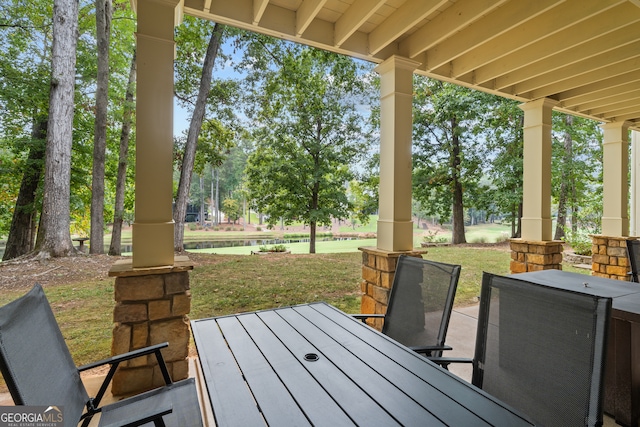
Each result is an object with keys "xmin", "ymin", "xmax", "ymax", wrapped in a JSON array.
[
  {"xmin": 354, "ymin": 255, "xmax": 462, "ymax": 360},
  {"xmin": 0, "ymin": 284, "xmax": 203, "ymax": 427},
  {"xmin": 626, "ymin": 239, "xmax": 640, "ymax": 282},
  {"xmin": 433, "ymin": 272, "xmax": 612, "ymax": 427}
]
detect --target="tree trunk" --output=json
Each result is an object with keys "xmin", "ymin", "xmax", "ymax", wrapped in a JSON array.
[
  {"xmin": 553, "ymin": 115, "xmax": 574, "ymax": 240},
  {"xmin": 90, "ymin": 0, "xmax": 112, "ymax": 254},
  {"xmin": 199, "ymin": 174, "xmax": 205, "ymax": 227},
  {"xmin": 310, "ymin": 220, "xmax": 317, "ymax": 253},
  {"xmin": 450, "ymin": 117, "xmax": 466, "ymax": 244},
  {"xmin": 109, "ymin": 49, "xmax": 136, "ymax": 256},
  {"xmin": 174, "ymin": 23, "xmax": 224, "ymax": 251},
  {"xmin": 34, "ymin": 0, "xmax": 79, "ymax": 258},
  {"xmin": 3, "ymin": 120, "xmax": 47, "ymax": 261}
]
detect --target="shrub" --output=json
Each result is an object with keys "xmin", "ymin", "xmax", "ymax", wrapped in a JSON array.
[
  {"xmin": 258, "ymin": 244, "xmax": 288, "ymax": 252},
  {"xmin": 422, "ymin": 230, "xmax": 449, "ymax": 244},
  {"xmin": 471, "ymin": 236, "xmax": 488, "ymax": 244},
  {"xmin": 188, "ymin": 223, "xmax": 197, "ymax": 231},
  {"xmin": 564, "ymin": 229, "xmax": 593, "ymax": 256},
  {"xmin": 422, "ymin": 230, "xmax": 439, "ymax": 243},
  {"xmin": 495, "ymin": 232, "xmax": 511, "ymax": 243}
]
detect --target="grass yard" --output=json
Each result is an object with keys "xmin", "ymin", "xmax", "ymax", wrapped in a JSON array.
[{"xmin": 0, "ymin": 239, "xmax": 590, "ymax": 373}]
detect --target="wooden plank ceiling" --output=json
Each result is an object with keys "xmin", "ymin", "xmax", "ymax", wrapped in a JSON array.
[{"xmin": 183, "ymin": 0, "xmax": 640, "ymax": 130}]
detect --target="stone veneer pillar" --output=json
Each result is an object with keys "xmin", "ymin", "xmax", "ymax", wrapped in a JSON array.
[
  {"xmin": 108, "ymin": 256, "xmax": 194, "ymax": 396},
  {"xmin": 590, "ymin": 235, "xmax": 632, "ymax": 280},
  {"xmin": 510, "ymin": 239, "xmax": 563, "ymax": 273},
  {"xmin": 359, "ymin": 247, "xmax": 425, "ymax": 331}
]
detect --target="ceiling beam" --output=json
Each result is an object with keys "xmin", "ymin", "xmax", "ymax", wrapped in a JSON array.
[
  {"xmin": 400, "ymin": 0, "xmax": 507, "ymax": 58},
  {"xmin": 600, "ymin": 106, "xmax": 640, "ymax": 120},
  {"xmin": 424, "ymin": 0, "xmax": 564, "ymax": 71},
  {"xmin": 253, "ymin": 0, "xmax": 269, "ymax": 24},
  {"xmin": 578, "ymin": 91, "xmax": 640, "ymax": 113},
  {"xmin": 334, "ymin": 0, "xmax": 386, "ymax": 47},
  {"xmin": 368, "ymin": 0, "xmax": 447, "ymax": 56},
  {"xmin": 296, "ymin": 0, "xmax": 327, "ymax": 36},
  {"xmin": 612, "ymin": 111, "xmax": 640, "ymax": 122},
  {"xmin": 473, "ymin": 3, "xmax": 640, "ymax": 84},
  {"xmin": 526, "ymin": 59, "xmax": 640, "ymax": 100},
  {"xmin": 495, "ymin": 27, "xmax": 639, "ymax": 91},
  {"xmin": 198, "ymin": 0, "xmax": 253, "ymax": 25},
  {"xmin": 562, "ymin": 82, "xmax": 640, "ymax": 109},
  {"xmin": 450, "ymin": 0, "xmax": 624, "ymax": 78},
  {"xmin": 590, "ymin": 98, "xmax": 640, "ymax": 116}
]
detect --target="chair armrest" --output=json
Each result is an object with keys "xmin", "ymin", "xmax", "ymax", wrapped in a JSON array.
[
  {"xmin": 410, "ymin": 345, "xmax": 453, "ymax": 355},
  {"xmin": 428, "ymin": 357, "xmax": 473, "ymax": 369},
  {"xmin": 78, "ymin": 342, "xmax": 169, "ymax": 372},
  {"xmin": 78, "ymin": 342, "xmax": 172, "ymax": 416},
  {"xmin": 352, "ymin": 314, "xmax": 385, "ymax": 323}
]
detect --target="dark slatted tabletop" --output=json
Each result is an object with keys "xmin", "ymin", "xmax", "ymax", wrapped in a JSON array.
[{"xmin": 191, "ymin": 302, "xmax": 535, "ymax": 426}]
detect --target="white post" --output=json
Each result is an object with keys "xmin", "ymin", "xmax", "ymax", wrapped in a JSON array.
[
  {"xmin": 519, "ymin": 98, "xmax": 558, "ymax": 241},
  {"xmin": 374, "ymin": 56, "xmax": 420, "ymax": 251},
  {"xmin": 601, "ymin": 122, "xmax": 630, "ymax": 237},
  {"xmin": 631, "ymin": 130, "xmax": 640, "ymax": 236}
]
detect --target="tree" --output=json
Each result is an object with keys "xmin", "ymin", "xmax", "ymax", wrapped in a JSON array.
[
  {"xmin": 173, "ymin": 20, "xmax": 225, "ymax": 251},
  {"xmin": 109, "ymin": 49, "xmax": 136, "ymax": 255},
  {"xmin": 34, "ymin": 0, "xmax": 79, "ymax": 258},
  {"xmin": 551, "ymin": 113, "xmax": 603, "ymax": 239},
  {"xmin": 2, "ymin": 123, "xmax": 47, "ymax": 260},
  {"xmin": 244, "ymin": 45, "xmax": 372, "ymax": 253},
  {"xmin": 482, "ymin": 98, "xmax": 524, "ymax": 238},
  {"xmin": 0, "ymin": 0, "xmax": 53, "ymax": 260},
  {"xmin": 554, "ymin": 114, "xmax": 574, "ymax": 240},
  {"xmin": 412, "ymin": 78, "xmax": 489, "ymax": 244},
  {"xmin": 2, "ymin": 0, "xmax": 137, "ymax": 259},
  {"xmin": 89, "ymin": 0, "xmax": 112, "ymax": 254},
  {"xmin": 222, "ymin": 198, "xmax": 240, "ymax": 223},
  {"xmin": 347, "ymin": 179, "xmax": 376, "ymax": 230}
]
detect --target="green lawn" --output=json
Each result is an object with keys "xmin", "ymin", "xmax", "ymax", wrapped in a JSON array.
[
  {"xmin": 189, "ymin": 238, "xmax": 378, "ymax": 255},
  {"xmin": 0, "ymin": 223, "xmax": 592, "ymax": 370}
]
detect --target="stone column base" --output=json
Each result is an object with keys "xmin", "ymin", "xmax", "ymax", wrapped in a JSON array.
[
  {"xmin": 108, "ymin": 255, "xmax": 194, "ymax": 396},
  {"xmin": 510, "ymin": 239, "xmax": 563, "ymax": 273},
  {"xmin": 358, "ymin": 246, "xmax": 426, "ymax": 331},
  {"xmin": 590, "ymin": 235, "xmax": 632, "ymax": 280}
]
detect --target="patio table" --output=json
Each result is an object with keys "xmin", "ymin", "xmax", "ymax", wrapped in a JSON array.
[
  {"xmin": 511, "ymin": 270, "xmax": 640, "ymax": 427},
  {"xmin": 191, "ymin": 302, "xmax": 535, "ymax": 426}
]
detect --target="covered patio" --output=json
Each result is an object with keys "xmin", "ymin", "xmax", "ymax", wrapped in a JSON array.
[
  {"xmin": 131, "ymin": 0, "xmax": 640, "ymax": 271},
  {"xmin": 107, "ymin": 0, "xmax": 640, "ymax": 419}
]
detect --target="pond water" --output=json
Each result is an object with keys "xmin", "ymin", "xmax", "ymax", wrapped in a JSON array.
[
  {"xmin": 109, "ymin": 236, "xmax": 356, "ymax": 253},
  {"xmin": 0, "ymin": 237, "xmax": 357, "ymax": 259}
]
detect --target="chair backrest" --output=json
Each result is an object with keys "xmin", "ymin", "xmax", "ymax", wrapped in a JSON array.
[
  {"xmin": 0, "ymin": 284, "xmax": 89, "ymax": 424},
  {"xmin": 473, "ymin": 272, "xmax": 611, "ymax": 427},
  {"xmin": 382, "ymin": 255, "xmax": 461, "ymax": 356},
  {"xmin": 626, "ymin": 239, "xmax": 640, "ymax": 282}
]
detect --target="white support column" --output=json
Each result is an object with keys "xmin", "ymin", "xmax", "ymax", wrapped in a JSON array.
[
  {"xmin": 133, "ymin": 0, "xmax": 180, "ymax": 268},
  {"xmin": 519, "ymin": 98, "xmax": 558, "ymax": 241},
  {"xmin": 601, "ymin": 121, "xmax": 631, "ymax": 237},
  {"xmin": 374, "ymin": 56, "xmax": 420, "ymax": 252},
  {"xmin": 631, "ymin": 130, "xmax": 640, "ymax": 236}
]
